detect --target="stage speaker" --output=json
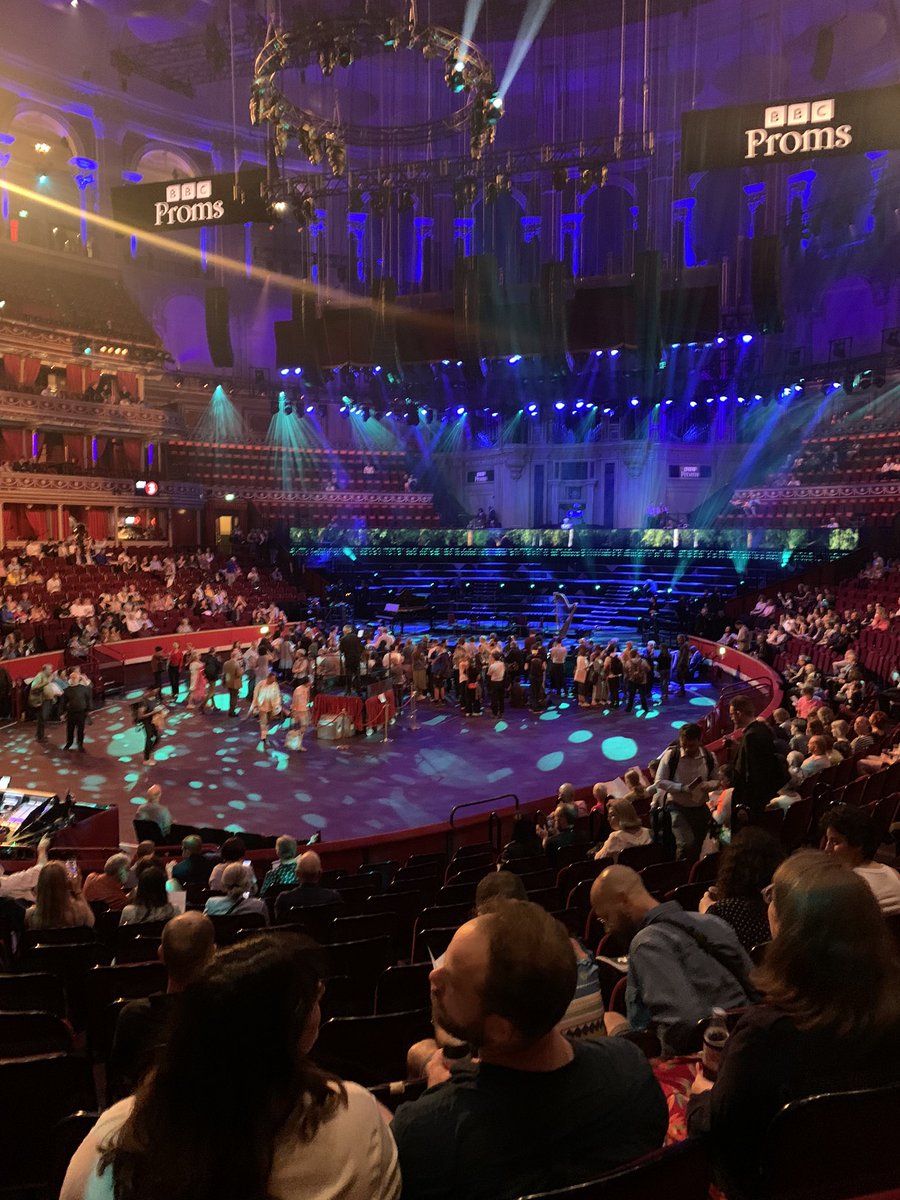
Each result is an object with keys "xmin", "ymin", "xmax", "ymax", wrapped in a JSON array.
[
  {"xmin": 811, "ymin": 26, "xmax": 834, "ymax": 83},
  {"xmin": 453, "ymin": 254, "xmax": 498, "ymax": 360},
  {"xmin": 750, "ymin": 235, "xmax": 785, "ymax": 334},
  {"xmin": 539, "ymin": 260, "xmax": 572, "ymax": 359},
  {"xmin": 633, "ymin": 250, "xmax": 662, "ymax": 392},
  {"xmin": 205, "ymin": 287, "xmax": 234, "ymax": 368}
]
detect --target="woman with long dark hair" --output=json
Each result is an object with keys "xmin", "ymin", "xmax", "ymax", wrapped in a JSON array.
[
  {"xmin": 119, "ymin": 867, "xmax": 175, "ymax": 926},
  {"xmin": 699, "ymin": 826, "xmax": 785, "ymax": 951},
  {"xmin": 688, "ymin": 852, "xmax": 900, "ymax": 1196},
  {"xmin": 61, "ymin": 934, "xmax": 400, "ymax": 1200}
]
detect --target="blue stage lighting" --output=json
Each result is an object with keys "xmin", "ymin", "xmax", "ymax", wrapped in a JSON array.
[
  {"xmin": 508, "ymin": 354, "xmax": 522, "ymax": 364},
  {"xmin": 293, "ymin": 367, "xmax": 302, "ymax": 375},
  {"xmin": 664, "ymin": 398, "xmax": 674, "ymax": 406},
  {"xmin": 527, "ymin": 403, "xmax": 538, "ymax": 414},
  {"xmin": 754, "ymin": 393, "xmax": 763, "ymax": 401},
  {"xmin": 554, "ymin": 401, "xmax": 565, "ymax": 410},
  {"xmin": 594, "ymin": 350, "xmax": 603, "ymax": 358},
  {"xmin": 609, "ymin": 349, "xmax": 619, "ymax": 357},
  {"xmin": 574, "ymin": 400, "xmax": 584, "ymax": 409},
  {"xmin": 719, "ymin": 394, "xmax": 728, "ymax": 402},
  {"xmin": 689, "ymin": 400, "xmax": 698, "ymax": 408},
  {"xmin": 629, "ymin": 397, "xmax": 640, "ymax": 408},
  {"xmin": 716, "ymin": 336, "xmax": 725, "ymax": 345},
  {"xmin": 741, "ymin": 334, "xmax": 753, "ymax": 344},
  {"xmin": 456, "ymin": 406, "xmax": 466, "ymax": 416}
]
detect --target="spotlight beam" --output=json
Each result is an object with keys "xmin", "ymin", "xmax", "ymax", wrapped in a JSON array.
[
  {"xmin": 497, "ymin": 0, "xmax": 556, "ymax": 99},
  {"xmin": 459, "ymin": 0, "xmax": 487, "ymax": 52}
]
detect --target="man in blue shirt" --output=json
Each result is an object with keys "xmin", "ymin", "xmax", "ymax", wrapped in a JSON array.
[{"xmin": 591, "ymin": 865, "xmax": 755, "ymax": 1056}]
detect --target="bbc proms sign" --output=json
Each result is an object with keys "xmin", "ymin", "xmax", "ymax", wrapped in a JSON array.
[
  {"xmin": 111, "ymin": 169, "xmax": 269, "ymax": 232},
  {"xmin": 681, "ymin": 84, "xmax": 900, "ymax": 171}
]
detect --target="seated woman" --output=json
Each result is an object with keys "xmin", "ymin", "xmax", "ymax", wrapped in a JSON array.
[
  {"xmin": 822, "ymin": 803, "xmax": 900, "ymax": 915},
  {"xmin": 699, "ymin": 827, "xmax": 784, "ymax": 952},
  {"xmin": 25, "ymin": 861, "xmax": 95, "ymax": 930},
  {"xmin": 119, "ymin": 867, "xmax": 175, "ymax": 927},
  {"xmin": 499, "ymin": 812, "xmax": 545, "ymax": 864},
  {"xmin": 593, "ymin": 799, "xmax": 652, "ymax": 862},
  {"xmin": 61, "ymin": 933, "xmax": 400, "ymax": 1200},
  {"xmin": 688, "ymin": 852, "xmax": 900, "ymax": 1198},
  {"xmin": 204, "ymin": 864, "xmax": 269, "ymax": 923}
]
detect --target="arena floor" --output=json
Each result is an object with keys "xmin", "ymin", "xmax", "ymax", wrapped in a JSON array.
[{"xmin": 6, "ymin": 681, "xmax": 719, "ymax": 844}]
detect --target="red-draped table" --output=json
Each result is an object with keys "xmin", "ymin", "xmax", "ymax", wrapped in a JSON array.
[
  {"xmin": 311, "ymin": 691, "xmax": 397, "ymax": 732},
  {"xmin": 312, "ymin": 692, "xmax": 365, "ymax": 732}
]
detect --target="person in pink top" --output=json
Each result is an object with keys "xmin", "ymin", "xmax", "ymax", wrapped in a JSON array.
[{"xmin": 793, "ymin": 685, "xmax": 820, "ymax": 720}]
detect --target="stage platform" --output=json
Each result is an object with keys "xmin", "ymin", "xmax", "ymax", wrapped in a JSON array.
[{"xmin": 4, "ymin": 680, "xmax": 720, "ymax": 845}]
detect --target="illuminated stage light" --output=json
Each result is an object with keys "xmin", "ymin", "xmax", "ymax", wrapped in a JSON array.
[
  {"xmin": 554, "ymin": 401, "xmax": 565, "ymax": 410},
  {"xmin": 508, "ymin": 354, "xmax": 522, "ymax": 364},
  {"xmin": 716, "ymin": 336, "xmax": 725, "ymax": 345},
  {"xmin": 609, "ymin": 349, "xmax": 619, "ymax": 357},
  {"xmin": 456, "ymin": 406, "xmax": 466, "ymax": 416},
  {"xmin": 741, "ymin": 334, "xmax": 753, "ymax": 344},
  {"xmin": 689, "ymin": 400, "xmax": 698, "ymax": 408}
]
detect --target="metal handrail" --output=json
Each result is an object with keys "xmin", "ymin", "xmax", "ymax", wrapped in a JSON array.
[{"xmin": 447, "ymin": 792, "xmax": 520, "ymax": 857}]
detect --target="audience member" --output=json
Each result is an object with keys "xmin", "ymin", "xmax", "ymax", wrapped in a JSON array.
[
  {"xmin": 590, "ymin": 865, "xmax": 755, "ymax": 1055},
  {"xmin": 0, "ymin": 835, "xmax": 51, "ymax": 902},
  {"xmin": 133, "ymin": 785, "xmax": 172, "ymax": 839},
  {"xmin": 687, "ymin": 853, "xmax": 900, "ymax": 1197},
  {"xmin": 170, "ymin": 835, "xmax": 214, "ymax": 888},
  {"xmin": 260, "ymin": 835, "xmax": 300, "ymax": 895},
  {"xmin": 25, "ymin": 860, "xmax": 94, "ymax": 929},
  {"xmin": 64, "ymin": 933, "xmax": 400, "ymax": 1200},
  {"xmin": 699, "ymin": 828, "xmax": 784, "ymax": 951},
  {"xmin": 821, "ymin": 804, "xmax": 900, "ymax": 914},
  {"xmin": 499, "ymin": 812, "xmax": 544, "ymax": 864},
  {"xmin": 729, "ymin": 694, "xmax": 788, "ymax": 815},
  {"xmin": 391, "ymin": 901, "xmax": 667, "ymax": 1200},
  {"xmin": 273, "ymin": 851, "xmax": 341, "ymax": 919},
  {"xmin": 207, "ymin": 836, "xmax": 251, "ymax": 893},
  {"xmin": 119, "ymin": 867, "xmax": 175, "ymax": 926},
  {"xmin": 593, "ymin": 799, "xmax": 652, "ymax": 862},
  {"xmin": 654, "ymin": 723, "xmax": 718, "ymax": 863},
  {"xmin": 83, "ymin": 853, "xmax": 130, "ymax": 912},
  {"xmin": 204, "ymin": 863, "xmax": 270, "ymax": 923},
  {"xmin": 107, "ymin": 912, "xmax": 215, "ymax": 1101}
]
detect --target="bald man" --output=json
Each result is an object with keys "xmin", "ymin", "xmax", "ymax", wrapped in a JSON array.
[
  {"xmin": 590, "ymin": 866, "xmax": 755, "ymax": 1056},
  {"xmin": 108, "ymin": 912, "xmax": 215, "ymax": 1100},
  {"xmin": 273, "ymin": 850, "xmax": 341, "ymax": 920},
  {"xmin": 391, "ymin": 900, "xmax": 666, "ymax": 1200},
  {"xmin": 133, "ymin": 784, "xmax": 172, "ymax": 839}
]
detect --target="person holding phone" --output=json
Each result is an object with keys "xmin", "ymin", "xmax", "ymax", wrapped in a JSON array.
[{"xmin": 654, "ymin": 723, "xmax": 718, "ymax": 864}]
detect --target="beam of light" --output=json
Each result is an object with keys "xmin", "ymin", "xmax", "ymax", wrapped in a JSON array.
[
  {"xmin": 0, "ymin": 177, "xmax": 458, "ymax": 346},
  {"xmin": 193, "ymin": 385, "xmax": 243, "ymax": 443},
  {"xmin": 459, "ymin": 0, "xmax": 486, "ymax": 53},
  {"xmin": 497, "ymin": 0, "xmax": 556, "ymax": 98}
]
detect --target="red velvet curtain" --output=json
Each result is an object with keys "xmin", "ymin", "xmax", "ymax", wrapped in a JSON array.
[
  {"xmin": 25, "ymin": 507, "xmax": 48, "ymax": 537},
  {"xmin": 86, "ymin": 510, "xmax": 110, "ymax": 540},
  {"xmin": 3, "ymin": 505, "xmax": 29, "ymax": 540},
  {"xmin": 118, "ymin": 370, "xmax": 138, "ymax": 396},
  {"xmin": 3, "ymin": 355, "xmax": 22, "ymax": 386},
  {"xmin": 66, "ymin": 364, "xmax": 84, "ymax": 394},
  {"xmin": 63, "ymin": 433, "xmax": 84, "ymax": 467},
  {"xmin": 0, "ymin": 428, "xmax": 23, "ymax": 460},
  {"xmin": 123, "ymin": 439, "xmax": 142, "ymax": 471},
  {"xmin": 21, "ymin": 358, "xmax": 41, "ymax": 388},
  {"xmin": 86, "ymin": 368, "xmax": 102, "ymax": 388}
]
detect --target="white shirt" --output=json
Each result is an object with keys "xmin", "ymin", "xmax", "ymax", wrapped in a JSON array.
[
  {"xmin": 0, "ymin": 861, "xmax": 47, "ymax": 902},
  {"xmin": 855, "ymin": 863, "xmax": 900, "ymax": 915},
  {"xmin": 61, "ymin": 1085, "xmax": 400, "ymax": 1200},
  {"xmin": 488, "ymin": 660, "xmax": 506, "ymax": 682}
]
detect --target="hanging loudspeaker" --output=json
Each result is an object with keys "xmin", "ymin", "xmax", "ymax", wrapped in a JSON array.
[
  {"xmin": 750, "ymin": 235, "xmax": 784, "ymax": 335},
  {"xmin": 539, "ymin": 261, "xmax": 572, "ymax": 360},
  {"xmin": 205, "ymin": 287, "xmax": 234, "ymax": 368},
  {"xmin": 453, "ymin": 254, "xmax": 498, "ymax": 360},
  {"xmin": 633, "ymin": 250, "xmax": 661, "ymax": 389}
]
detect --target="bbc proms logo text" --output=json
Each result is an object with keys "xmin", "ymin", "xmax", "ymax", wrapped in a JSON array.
[
  {"xmin": 744, "ymin": 99, "xmax": 852, "ymax": 159},
  {"xmin": 154, "ymin": 180, "xmax": 225, "ymax": 227}
]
